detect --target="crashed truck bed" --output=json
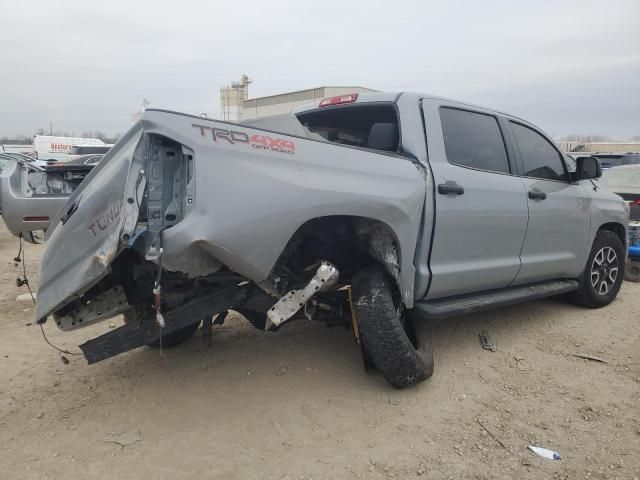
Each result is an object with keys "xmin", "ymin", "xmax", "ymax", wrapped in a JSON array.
[{"xmin": 35, "ymin": 109, "xmax": 426, "ymax": 331}]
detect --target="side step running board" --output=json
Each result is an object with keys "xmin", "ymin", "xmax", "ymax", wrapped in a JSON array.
[{"xmin": 414, "ymin": 279, "xmax": 579, "ymax": 320}]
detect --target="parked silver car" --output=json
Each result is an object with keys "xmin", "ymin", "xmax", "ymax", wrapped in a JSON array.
[{"xmin": 0, "ymin": 153, "xmax": 98, "ymax": 241}]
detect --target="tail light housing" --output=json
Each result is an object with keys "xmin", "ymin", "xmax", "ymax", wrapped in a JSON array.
[{"xmin": 319, "ymin": 93, "xmax": 359, "ymax": 107}]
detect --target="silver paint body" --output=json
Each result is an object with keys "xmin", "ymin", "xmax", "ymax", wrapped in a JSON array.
[
  {"xmin": 0, "ymin": 154, "xmax": 95, "ymax": 238},
  {"xmin": 0, "ymin": 159, "xmax": 69, "ymax": 236},
  {"xmin": 34, "ymin": 92, "xmax": 628, "ymax": 325}
]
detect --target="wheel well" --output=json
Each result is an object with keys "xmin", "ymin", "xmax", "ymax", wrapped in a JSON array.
[
  {"xmin": 270, "ymin": 216, "xmax": 401, "ymax": 293},
  {"xmin": 598, "ymin": 222, "xmax": 627, "ymax": 247}
]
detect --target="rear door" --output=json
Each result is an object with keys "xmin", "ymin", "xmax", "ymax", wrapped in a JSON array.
[
  {"xmin": 421, "ymin": 100, "xmax": 529, "ymax": 299},
  {"xmin": 506, "ymin": 121, "xmax": 591, "ymax": 283}
]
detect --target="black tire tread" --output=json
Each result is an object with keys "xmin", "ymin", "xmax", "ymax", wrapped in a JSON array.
[{"xmin": 351, "ymin": 265, "xmax": 433, "ymax": 388}]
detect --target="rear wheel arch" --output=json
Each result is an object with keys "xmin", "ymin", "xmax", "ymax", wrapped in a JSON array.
[{"xmin": 271, "ymin": 215, "xmax": 404, "ymax": 294}]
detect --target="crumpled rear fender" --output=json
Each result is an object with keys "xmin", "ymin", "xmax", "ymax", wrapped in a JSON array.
[{"xmin": 34, "ymin": 126, "xmax": 145, "ymax": 323}]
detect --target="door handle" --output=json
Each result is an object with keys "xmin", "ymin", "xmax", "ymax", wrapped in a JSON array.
[
  {"xmin": 528, "ymin": 190, "xmax": 547, "ymax": 200},
  {"xmin": 437, "ymin": 182, "xmax": 464, "ymax": 196}
]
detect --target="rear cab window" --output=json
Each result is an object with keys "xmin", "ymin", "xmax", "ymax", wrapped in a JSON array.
[
  {"xmin": 439, "ymin": 107, "xmax": 511, "ymax": 174},
  {"xmin": 296, "ymin": 104, "xmax": 400, "ymax": 153}
]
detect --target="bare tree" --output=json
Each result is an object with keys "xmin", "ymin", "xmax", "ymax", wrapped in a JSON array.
[
  {"xmin": 559, "ymin": 134, "xmax": 613, "ymax": 143},
  {"xmin": 0, "ymin": 135, "xmax": 33, "ymax": 144}
]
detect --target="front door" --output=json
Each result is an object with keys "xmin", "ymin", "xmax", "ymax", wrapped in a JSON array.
[
  {"xmin": 421, "ymin": 100, "xmax": 529, "ymax": 299},
  {"xmin": 507, "ymin": 121, "xmax": 591, "ymax": 284}
]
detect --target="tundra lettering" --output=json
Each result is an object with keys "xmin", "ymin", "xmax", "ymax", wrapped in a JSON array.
[{"xmin": 86, "ymin": 201, "xmax": 123, "ymax": 237}]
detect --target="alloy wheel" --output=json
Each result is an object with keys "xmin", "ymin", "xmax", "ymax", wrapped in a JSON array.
[{"xmin": 590, "ymin": 246, "xmax": 619, "ymax": 295}]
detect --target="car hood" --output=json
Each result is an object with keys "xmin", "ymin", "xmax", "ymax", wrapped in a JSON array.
[
  {"xmin": 601, "ymin": 186, "xmax": 640, "ymax": 196},
  {"xmin": 34, "ymin": 125, "xmax": 145, "ymax": 323}
]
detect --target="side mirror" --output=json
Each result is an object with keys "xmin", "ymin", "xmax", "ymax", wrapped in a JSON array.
[{"xmin": 576, "ymin": 156, "xmax": 602, "ymax": 180}]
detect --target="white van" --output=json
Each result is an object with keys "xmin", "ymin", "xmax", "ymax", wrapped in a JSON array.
[{"xmin": 33, "ymin": 135, "xmax": 105, "ymax": 161}]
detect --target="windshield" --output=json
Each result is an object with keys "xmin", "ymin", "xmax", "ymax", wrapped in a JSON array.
[{"xmin": 598, "ymin": 167, "xmax": 640, "ymax": 189}]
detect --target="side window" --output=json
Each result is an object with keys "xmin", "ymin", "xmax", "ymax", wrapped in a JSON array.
[
  {"xmin": 440, "ymin": 107, "xmax": 510, "ymax": 174},
  {"xmin": 510, "ymin": 122, "xmax": 567, "ymax": 181}
]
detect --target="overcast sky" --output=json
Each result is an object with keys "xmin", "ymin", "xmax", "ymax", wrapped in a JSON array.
[{"xmin": 1, "ymin": 0, "xmax": 638, "ymax": 139}]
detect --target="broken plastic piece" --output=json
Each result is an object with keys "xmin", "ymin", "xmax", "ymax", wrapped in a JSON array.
[
  {"xmin": 479, "ymin": 331, "xmax": 496, "ymax": 352},
  {"xmin": 155, "ymin": 312, "xmax": 166, "ymax": 328},
  {"xmin": 528, "ymin": 446, "xmax": 561, "ymax": 460},
  {"xmin": 153, "ymin": 284, "xmax": 164, "ymax": 327}
]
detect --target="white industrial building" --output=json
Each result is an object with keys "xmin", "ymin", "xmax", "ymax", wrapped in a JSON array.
[
  {"xmin": 241, "ymin": 86, "xmax": 377, "ymax": 120},
  {"xmin": 220, "ymin": 76, "xmax": 376, "ymax": 121}
]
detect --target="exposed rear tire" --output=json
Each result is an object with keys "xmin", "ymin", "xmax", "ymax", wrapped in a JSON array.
[
  {"xmin": 123, "ymin": 306, "xmax": 200, "ymax": 349},
  {"xmin": 567, "ymin": 230, "xmax": 625, "ymax": 308},
  {"xmin": 351, "ymin": 265, "xmax": 433, "ymax": 388}
]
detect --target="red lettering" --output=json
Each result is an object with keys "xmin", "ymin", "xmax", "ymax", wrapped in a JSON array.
[
  {"xmin": 266, "ymin": 137, "xmax": 281, "ymax": 148},
  {"xmin": 281, "ymin": 140, "xmax": 295, "ymax": 150},
  {"xmin": 250, "ymin": 135, "xmax": 267, "ymax": 146}
]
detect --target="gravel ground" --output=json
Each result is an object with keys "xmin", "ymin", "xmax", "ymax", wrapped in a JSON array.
[{"xmin": 0, "ymin": 222, "xmax": 639, "ymax": 480}]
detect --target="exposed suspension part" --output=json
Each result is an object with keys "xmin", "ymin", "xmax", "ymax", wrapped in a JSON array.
[{"xmin": 266, "ymin": 261, "xmax": 339, "ymax": 330}]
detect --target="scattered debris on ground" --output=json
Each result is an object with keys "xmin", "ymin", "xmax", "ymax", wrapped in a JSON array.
[
  {"xmin": 104, "ymin": 430, "xmax": 143, "ymax": 448},
  {"xmin": 16, "ymin": 293, "xmax": 35, "ymax": 302},
  {"xmin": 528, "ymin": 445, "xmax": 561, "ymax": 460},
  {"xmin": 565, "ymin": 352, "xmax": 609, "ymax": 363},
  {"xmin": 479, "ymin": 330, "xmax": 497, "ymax": 352}
]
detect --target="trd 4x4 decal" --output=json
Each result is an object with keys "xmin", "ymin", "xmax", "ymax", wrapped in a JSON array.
[{"xmin": 192, "ymin": 124, "xmax": 295, "ymax": 155}]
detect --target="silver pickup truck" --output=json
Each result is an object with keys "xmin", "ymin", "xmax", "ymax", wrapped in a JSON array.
[{"xmin": 33, "ymin": 92, "xmax": 629, "ymax": 388}]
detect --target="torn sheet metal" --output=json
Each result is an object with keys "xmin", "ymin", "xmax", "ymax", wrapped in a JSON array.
[
  {"xmin": 54, "ymin": 285, "xmax": 131, "ymax": 331},
  {"xmin": 266, "ymin": 261, "xmax": 338, "ymax": 330},
  {"xmin": 33, "ymin": 127, "xmax": 145, "ymax": 324}
]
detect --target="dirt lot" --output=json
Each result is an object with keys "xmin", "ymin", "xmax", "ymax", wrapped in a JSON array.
[{"xmin": 0, "ymin": 223, "xmax": 639, "ymax": 480}]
